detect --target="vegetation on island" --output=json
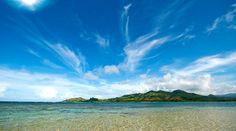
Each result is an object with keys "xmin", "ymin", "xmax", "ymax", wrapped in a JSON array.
[
  {"xmin": 63, "ymin": 90, "xmax": 236, "ymax": 102},
  {"xmin": 63, "ymin": 97, "xmax": 86, "ymax": 102}
]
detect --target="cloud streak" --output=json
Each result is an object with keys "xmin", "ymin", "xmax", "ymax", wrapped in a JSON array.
[
  {"xmin": 207, "ymin": 3, "xmax": 236, "ymax": 33},
  {"xmin": 121, "ymin": 35, "xmax": 171, "ymax": 71},
  {"xmin": 28, "ymin": 48, "xmax": 63, "ymax": 69},
  {"xmin": 121, "ymin": 3, "xmax": 132, "ymax": 42},
  {"xmin": 170, "ymin": 52, "xmax": 236, "ymax": 76},
  {"xmin": 94, "ymin": 33, "xmax": 110, "ymax": 48},
  {"xmin": 42, "ymin": 59, "xmax": 63, "ymax": 69},
  {"xmin": 46, "ymin": 43, "xmax": 86, "ymax": 74},
  {"xmin": 6, "ymin": 16, "xmax": 87, "ymax": 75},
  {"xmin": 118, "ymin": 1, "xmax": 195, "ymax": 72}
]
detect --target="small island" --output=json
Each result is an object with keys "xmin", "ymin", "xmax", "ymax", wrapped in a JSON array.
[{"xmin": 63, "ymin": 90, "xmax": 236, "ymax": 102}]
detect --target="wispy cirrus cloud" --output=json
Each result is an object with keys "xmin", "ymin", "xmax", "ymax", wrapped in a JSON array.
[
  {"xmin": 178, "ymin": 52, "xmax": 236, "ymax": 75},
  {"xmin": 28, "ymin": 40, "xmax": 86, "ymax": 74},
  {"xmin": 75, "ymin": 17, "xmax": 110, "ymax": 48},
  {"xmin": 46, "ymin": 43, "xmax": 86, "ymax": 74},
  {"xmin": 121, "ymin": 35, "xmax": 171, "ymax": 71},
  {"xmin": 28, "ymin": 48, "xmax": 41, "ymax": 58},
  {"xmin": 80, "ymin": 31, "xmax": 110, "ymax": 48},
  {"xmin": 153, "ymin": 0, "xmax": 194, "ymax": 31},
  {"xmin": 120, "ymin": 3, "xmax": 164, "ymax": 71},
  {"xmin": 175, "ymin": 26, "xmax": 196, "ymax": 41},
  {"xmin": 119, "ymin": 27, "xmax": 195, "ymax": 72},
  {"xmin": 42, "ymin": 59, "xmax": 63, "ymax": 69},
  {"xmin": 118, "ymin": 1, "xmax": 195, "ymax": 72},
  {"xmin": 161, "ymin": 51, "xmax": 236, "ymax": 76},
  {"xmin": 94, "ymin": 33, "xmax": 110, "ymax": 48},
  {"xmin": 5, "ymin": 15, "xmax": 87, "ymax": 75},
  {"xmin": 207, "ymin": 3, "xmax": 236, "ymax": 33},
  {"xmin": 28, "ymin": 48, "xmax": 63, "ymax": 69},
  {"xmin": 121, "ymin": 3, "xmax": 132, "ymax": 42}
]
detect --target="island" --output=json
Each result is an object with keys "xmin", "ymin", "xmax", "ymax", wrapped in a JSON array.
[{"xmin": 63, "ymin": 90, "xmax": 236, "ymax": 102}]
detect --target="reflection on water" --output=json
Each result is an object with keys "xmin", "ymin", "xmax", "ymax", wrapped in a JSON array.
[{"xmin": 0, "ymin": 102, "xmax": 236, "ymax": 131}]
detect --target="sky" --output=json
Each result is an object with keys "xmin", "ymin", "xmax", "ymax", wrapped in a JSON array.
[{"xmin": 0, "ymin": 0, "xmax": 236, "ymax": 101}]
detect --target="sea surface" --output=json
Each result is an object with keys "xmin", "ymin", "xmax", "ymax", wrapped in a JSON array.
[{"xmin": 0, "ymin": 102, "xmax": 236, "ymax": 131}]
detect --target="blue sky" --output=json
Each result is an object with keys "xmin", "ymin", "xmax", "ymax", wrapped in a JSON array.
[{"xmin": 0, "ymin": 0, "xmax": 236, "ymax": 101}]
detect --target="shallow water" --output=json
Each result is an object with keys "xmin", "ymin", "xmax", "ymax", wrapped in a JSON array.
[{"xmin": 0, "ymin": 102, "xmax": 236, "ymax": 131}]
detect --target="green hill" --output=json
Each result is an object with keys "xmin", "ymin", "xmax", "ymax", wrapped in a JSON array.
[
  {"xmin": 63, "ymin": 97, "xmax": 86, "ymax": 102},
  {"xmin": 63, "ymin": 90, "xmax": 236, "ymax": 102}
]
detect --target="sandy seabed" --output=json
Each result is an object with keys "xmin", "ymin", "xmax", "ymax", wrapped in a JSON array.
[{"xmin": 0, "ymin": 103, "xmax": 236, "ymax": 131}]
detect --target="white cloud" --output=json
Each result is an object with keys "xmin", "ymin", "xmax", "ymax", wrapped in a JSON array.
[
  {"xmin": 0, "ymin": 67, "xmax": 99, "ymax": 101},
  {"xmin": 0, "ymin": 83, "xmax": 8, "ymax": 97},
  {"xmin": 104, "ymin": 73, "xmax": 213, "ymax": 95},
  {"xmin": 118, "ymin": 26, "xmax": 194, "ymax": 72},
  {"xmin": 121, "ymin": 3, "xmax": 132, "ymax": 42},
  {"xmin": 94, "ymin": 34, "xmax": 109, "ymax": 48},
  {"xmin": 28, "ymin": 48, "xmax": 63, "ymax": 69},
  {"xmin": 79, "ymin": 30, "xmax": 110, "ymax": 48},
  {"xmin": 207, "ymin": 3, "xmax": 236, "ymax": 33},
  {"xmin": 84, "ymin": 71, "xmax": 99, "ymax": 80},
  {"xmin": 155, "ymin": 52, "xmax": 236, "ymax": 95},
  {"xmin": 38, "ymin": 87, "xmax": 58, "ymax": 99},
  {"xmin": 119, "ymin": 3, "xmax": 195, "ymax": 72},
  {"xmin": 117, "ymin": 0, "xmax": 196, "ymax": 73},
  {"xmin": 0, "ymin": 61, "xmax": 236, "ymax": 101},
  {"xmin": 157, "ymin": 72, "xmax": 236, "ymax": 95},
  {"xmin": 156, "ymin": 73, "xmax": 213, "ymax": 95},
  {"xmin": 104, "ymin": 65, "xmax": 120, "ymax": 74},
  {"xmin": 174, "ymin": 52, "xmax": 236, "ymax": 76},
  {"xmin": 225, "ymin": 3, "xmax": 236, "ymax": 22},
  {"xmin": 42, "ymin": 59, "xmax": 63, "ymax": 69},
  {"xmin": 121, "ymin": 36, "xmax": 171, "ymax": 71},
  {"xmin": 106, "ymin": 69, "xmax": 235, "ymax": 96},
  {"xmin": 105, "ymin": 70, "xmax": 236, "ymax": 96},
  {"xmin": 207, "ymin": 18, "xmax": 222, "ymax": 33},
  {"xmin": 47, "ymin": 43, "xmax": 86, "ymax": 74},
  {"xmin": 28, "ymin": 48, "xmax": 40, "ymax": 58},
  {"xmin": 175, "ymin": 26, "xmax": 196, "ymax": 41},
  {"xmin": 5, "ymin": 17, "xmax": 86, "ymax": 74}
]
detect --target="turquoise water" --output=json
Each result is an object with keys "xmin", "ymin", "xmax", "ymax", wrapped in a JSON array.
[{"xmin": 0, "ymin": 102, "xmax": 236, "ymax": 130}]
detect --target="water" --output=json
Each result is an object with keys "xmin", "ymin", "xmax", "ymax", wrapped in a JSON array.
[{"xmin": 0, "ymin": 102, "xmax": 236, "ymax": 131}]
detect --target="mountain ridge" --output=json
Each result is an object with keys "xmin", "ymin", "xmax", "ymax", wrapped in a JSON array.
[{"xmin": 63, "ymin": 90, "xmax": 236, "ymax": 102}]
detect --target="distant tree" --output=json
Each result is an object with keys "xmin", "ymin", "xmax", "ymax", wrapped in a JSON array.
[{"xmin": 88, "ymin": 97, "xmax": 99, "ymax": 102}]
